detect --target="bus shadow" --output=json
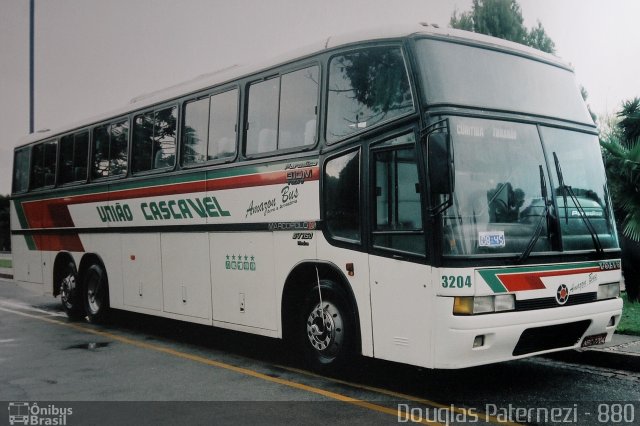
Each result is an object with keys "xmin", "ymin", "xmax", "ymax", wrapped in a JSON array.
[{"xmin": 98, "ymin": 308, "xmax": 572, "ymax": 406}]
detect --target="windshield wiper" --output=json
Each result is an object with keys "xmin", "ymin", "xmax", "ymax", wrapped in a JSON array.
[
  {"xmin": 517, "ymin": 165, "xmax": 550, "ymax": 262},
  {"xmin": 553, "ymin": 152, "xmax": 604, "ymax": 254}
]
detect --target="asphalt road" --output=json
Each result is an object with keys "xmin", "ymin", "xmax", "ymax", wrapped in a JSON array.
[{"xmin": 1, "ymin": 279, "xmax": 638, "ymax": 426}]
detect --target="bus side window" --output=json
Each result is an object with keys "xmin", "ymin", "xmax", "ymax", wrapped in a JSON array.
[
  {"xmin": 278, "ymin": 66, "xmax": 318, "ymax": 149},
  {"xmin": 327, "ymin": 47, "xmax": 414, "ymax": 143},
  {"xmin": 324, "ymin": 149, "xmax": 361, "ymax": 243},
  {"xmin": 245, "ymin": 65, "xmax": 318, "ymax": 156},
  {"xmin": 246, "ymin": 78, "xmax": 279, "ymax": 156},
  {"xmin": 60, "ymin": 130, "xmax": 88, "ymax": 184},
  {"xmin": 133, "ymin": 106, "xmax": 176, "ymax": 173},
  {"xmin": 12, "ymin": 147, "xmax": 30, "ymax": 193},
  {"xmin": 209, "ymin": 89, "xmax": 238, "ymax": 160},
  {"xmin": 31, "ymin": 140, "xmax": 57, "ymax": 189},
  {"xmin": 92, "ymin": 119, "xmax": 129, "ymax": 179}
]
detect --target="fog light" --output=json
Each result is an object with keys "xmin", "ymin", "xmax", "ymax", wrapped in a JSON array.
[
  {"xmin": 608, "ymin": 316, "xmax": 616, "ymax": 327},
  {"xmin": 597, "ymin": 283, "xmax": 620, "ymax": 300},
  {"xmin": 473, "ymin": 335, "xmax": 485, "ymax": 348}
]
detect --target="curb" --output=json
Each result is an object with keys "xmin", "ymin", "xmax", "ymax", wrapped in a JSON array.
[{"xmin": 546, "ymin": 336, "xmax": 640, "ymax": 372}]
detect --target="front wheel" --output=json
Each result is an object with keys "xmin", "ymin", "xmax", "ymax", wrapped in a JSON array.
[
  {"xmin": 83, "ymin": 264, "xmax": 110, "ymax": 324},
  {"xmin": 59, "ymin": 262, "xmax": 84, "ymax": 320},
  {"xmin": 300, "ymin": 280, "xmax": 355, "ymax": 371}
]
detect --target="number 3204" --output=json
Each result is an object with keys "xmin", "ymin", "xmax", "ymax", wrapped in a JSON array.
[{"xmin": 441, "ymin": 275, "xmax": 472, "ymax": 288}]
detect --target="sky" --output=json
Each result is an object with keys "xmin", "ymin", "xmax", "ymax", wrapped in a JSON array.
[{"xmin": 1, "ymin": 0, "xmax": 639, "ymax": 195}]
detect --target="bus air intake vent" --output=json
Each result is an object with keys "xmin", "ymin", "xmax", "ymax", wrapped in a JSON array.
[
  {"xmin": 512, "ymin": 320, "xmax": 591, "ymax": 356},
  {"xmin": 515, "ymin": 292, "xmax": 597, "ymax": 311}
]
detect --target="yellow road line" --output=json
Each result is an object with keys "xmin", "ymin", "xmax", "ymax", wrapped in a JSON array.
[
  {"xmin": 0, "ymin": 305, "xmax": 442, "ymax": 425},
  {"xmin": 279, "ymin": 365, "xmax": 522, "ymax": 426}
]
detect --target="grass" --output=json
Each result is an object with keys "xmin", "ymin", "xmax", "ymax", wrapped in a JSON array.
[
  {"xmin": 0, "ymin": 259, "xmax": 11, "ymax": 269},
  {"xmin": 617, "ymin": 292, "xmax": 640, "ymax": 336}
]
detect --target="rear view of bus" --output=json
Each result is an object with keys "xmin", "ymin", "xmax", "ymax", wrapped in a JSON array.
[{"xmin": 413, "ymin": 32, "xmax": 621, "ymax": 368}]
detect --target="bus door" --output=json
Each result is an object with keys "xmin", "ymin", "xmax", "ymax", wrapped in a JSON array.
[{"xmin": 367, "ymin": 132, "xmax": 434, "ymax": 366}]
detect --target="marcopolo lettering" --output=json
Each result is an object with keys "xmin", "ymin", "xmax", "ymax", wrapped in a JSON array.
[{"xmin": 141, "ymin": 196, "xmax": 230, "ymax": 221}]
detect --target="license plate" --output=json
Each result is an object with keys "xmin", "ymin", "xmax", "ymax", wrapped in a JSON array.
[{"xmin": 581, "ymin": 333, "xmax": 607, "ymax": 347}]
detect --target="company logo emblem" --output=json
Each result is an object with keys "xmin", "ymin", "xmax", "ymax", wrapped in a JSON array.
[{"xmin": 556, "ymin": 284, "xmax": 570, "ymax": 305}]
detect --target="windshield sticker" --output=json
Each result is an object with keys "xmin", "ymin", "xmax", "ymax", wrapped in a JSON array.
[
  {"xmin": 479, "ymin": 231, "xmax": 505, "ymax": 248},
  {"xmin": 456, "ymin": 124, "xmax": 484, "ymax": 137},
  {"xmin": 492, "ymin": 127, "xmax": 517, "ymax": 140}
]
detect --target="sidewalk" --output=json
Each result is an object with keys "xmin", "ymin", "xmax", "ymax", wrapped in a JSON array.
[{"xmin": 548, "ymin": 333, "xmax": 640, "ymax": 372}]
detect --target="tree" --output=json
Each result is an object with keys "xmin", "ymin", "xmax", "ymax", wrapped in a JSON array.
[
  {"xmin": 601, "ymin": 98, "xmax": 640, "ymax": 301},
  {"xmin": 450, "ymin": 0, "xmax": 555, "ymax": 54}
]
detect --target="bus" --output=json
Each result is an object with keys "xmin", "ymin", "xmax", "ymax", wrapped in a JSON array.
[{"xmin": 10, "ymin": 23, "xmax": 623, "ymax": 370}]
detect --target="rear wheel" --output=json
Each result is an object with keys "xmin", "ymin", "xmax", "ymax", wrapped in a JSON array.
[
  {"xmin": 59, "ymin": 262, "xmax": 84, "ymax": 320},
  {"xmin": 299, "ymin": 280, "xmax": 355, "ymax": 371},
  {"xmin": 83, "ymin": 264, "xmax": 110, "ymax": 324}
]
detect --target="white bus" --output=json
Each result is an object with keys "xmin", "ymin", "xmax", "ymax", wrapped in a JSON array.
[{"xmin": 10, "ymin": 24, "xmax": 622, "ymax": 370}]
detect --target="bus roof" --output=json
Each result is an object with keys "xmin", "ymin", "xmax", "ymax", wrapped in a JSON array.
[{"xmin": 17, "ymin": 22, "xmax": 569, "ymax": 148}]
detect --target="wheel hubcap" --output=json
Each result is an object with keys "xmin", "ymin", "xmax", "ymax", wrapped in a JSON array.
[
  {"xmin": 60, "ymin": 273, "xmax": 75, "ymax": 307},
  {"xmin": 306, "ymin": 301, "xmax": 344, "ymax": 357},
  {"xmin": 87, "ymin": 275, "xmax": 101, "ymax": 314}
]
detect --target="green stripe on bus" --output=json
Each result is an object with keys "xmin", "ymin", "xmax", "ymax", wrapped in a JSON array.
[
  {"xmin": 477, "ymin": 261, "xmax": 601, "ymax": 294},
  {"xmin": 0, "ymin": 259, "xmax": 12, "ymax": 268},
  {"xmin": 477, "ymin": 270, "xmax": 508, "ymax": 293},
  {"xmin": 25, "ymin": 235, "xmax": 36, "ymax": 250},
  {"xmin": 12, "ymin": 158, "xmax": 312, "ymax": 202}
]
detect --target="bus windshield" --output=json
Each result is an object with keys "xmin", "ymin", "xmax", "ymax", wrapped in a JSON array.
[
  {"xmin": 414, "ymin": 38, "xmax": 593, "ymax": 124},
  {"xmin": 441, "ymin": 117, "xmax": 618, "ymax": 257}
]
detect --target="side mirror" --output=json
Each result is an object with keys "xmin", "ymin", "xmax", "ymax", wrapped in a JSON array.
[{"xmin": 427, "ymin": 132, "xmax": 454, "ymax": 195}]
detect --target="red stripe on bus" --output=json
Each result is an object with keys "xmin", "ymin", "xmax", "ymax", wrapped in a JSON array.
[
  {"xmin": 497, "ymin": 267, "xmax": 601, "ymax": 292},
  {"xmin": 20, "ymin": 167, "xmax": 319, "ymax": 229},
  {"xmin": 32, "ymin": 234, "xmax": 85, "ymax": 252}
]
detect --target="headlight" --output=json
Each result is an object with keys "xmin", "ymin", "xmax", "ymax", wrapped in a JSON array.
[
  {"xmin": 597, "ymin": 282, "xmax": 620, "ymax": 300},
  {"xmin": 453, "ymin": 294, "xmax": 515, "ymax": 315}
]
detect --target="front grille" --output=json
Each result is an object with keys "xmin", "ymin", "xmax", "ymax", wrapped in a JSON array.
[
  {"xmin": 515, "ymin": 292, "xmax": 597, "ymax": 311},
  {"xmin": 512, "ymin": 320, "xmax": 591, "ymax": 356}
]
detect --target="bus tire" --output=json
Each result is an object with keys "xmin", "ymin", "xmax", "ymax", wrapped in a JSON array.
[
  {"xmin": 59, "ymin": 261, "xmax": 85, "ymax": 321},
  {"xmin": 300, "ymin": 280, "xmax": 354, "ymax": 371},
  {"xmin": 83, "ymin": 263, "xmax": 110, "ymax": 324}
]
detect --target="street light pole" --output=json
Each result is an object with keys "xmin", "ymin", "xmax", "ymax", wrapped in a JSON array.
[{"xmin": 29, "ymin": 0, "xmax": 34, "ymax": 134}]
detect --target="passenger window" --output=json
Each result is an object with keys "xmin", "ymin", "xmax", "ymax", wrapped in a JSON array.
[
  {"xmin": 324, "ymin": 149, "xmax": 361, "ymax": 242},
  {"xmin": 208, "ymin": 89, "xmax": 238, "ymax": 160},
  {"xmin": 182, "ymin": 98, "xmax": 209, "ymax": 165},
  {"xmin": 31, "ymin": 140, "xmax": 57, "ymax": 189},
  {"xmin": 12, "ymin": 147, "xmax": 30, "ymax": 193},
  {"xmin": 92, "ymin": 119, "xmax": 129, "ymax": 179},
  {"xmin": 246, "ymin": 65, "xmax": 318, "ymax": 155},
  {"xmin": 327, "ymin": 47, "xmax": 414, "ymax": 143},
  {"xmin": 181, "ymin": 89, "xmax": 238, "ymax": 166},
  {"xmin": 60, "ymin": 131, "xmax": 88, "ymax": 184},
  {"xmin": 279, "ymin": 67, "xmax": 318, "ymax": 149},
  {"xmin": 133, "ymin": 106, "xmax": 177, "ymax": 173},
  {"xmin": 246, "ymin": 78, "xmax": 279, "ymax": 155},
  {"xmin": 372, "ymin": 141, "xmax": 425, "ymax": 255}
]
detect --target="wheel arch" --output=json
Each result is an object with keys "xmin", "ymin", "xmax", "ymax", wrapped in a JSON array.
[
  {"xmin": 281, "ymin": 260, "xmax": 362, "ymax": 354},
  {"xmin": 78, "ymin": 253, "xmax": 108, "ymax": 285}
]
